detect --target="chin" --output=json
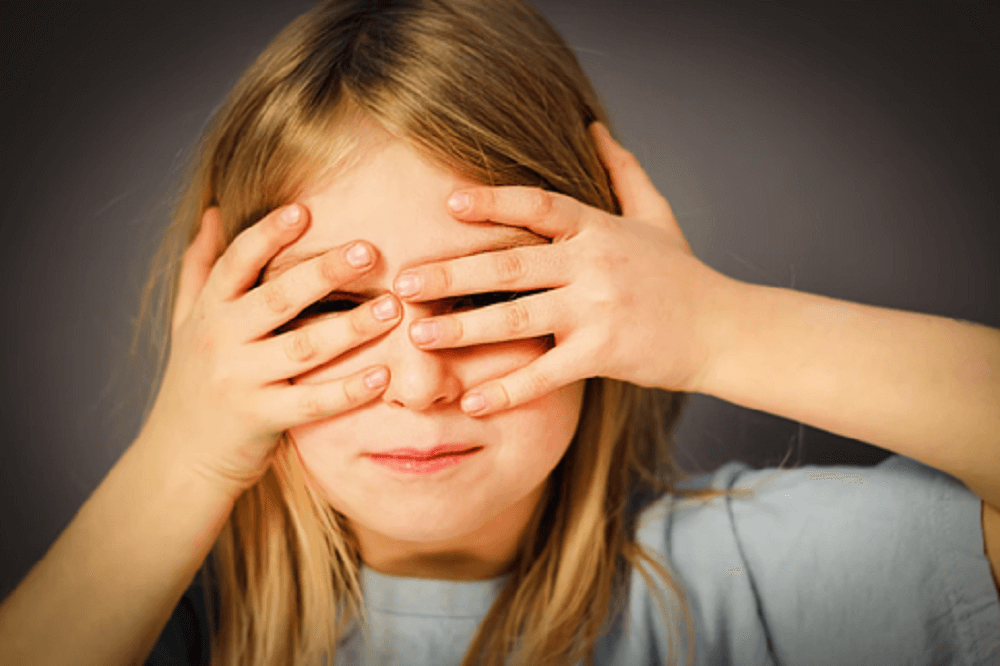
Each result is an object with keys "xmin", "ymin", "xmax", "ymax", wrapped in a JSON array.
[
  {"xmin": 368, "ymin": 519, "xmax": 476, "ymax": 545},
  {"xmin": 332, "ymin": 491, "xmax": 495, "ymax": 542}
]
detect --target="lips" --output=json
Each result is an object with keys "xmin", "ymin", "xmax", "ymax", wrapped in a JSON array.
[{"xmin": 370, "ymin": 444, "xmax": 482, "ymax": 459}]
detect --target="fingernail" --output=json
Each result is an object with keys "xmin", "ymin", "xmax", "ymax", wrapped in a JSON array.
[
  {"xmin": 448, "ymin": 192, "xmax": 471, "ymax": 214},
  {"xmin": 372, "ymin": 295, "xmax": 399, "ymax": 320},
  {"xmin": 365, "ymin": 368, "xmax": 389, "ymax": 389},
  {"xmin": 346, "ymin": 243, "xmax": 372, "ymax": 268},
  {"xmin": 461, "ymin": 391, "xmax": 487, "ymax": 414},
  {"xmin": 409, "ymin": 320, "xmax": 438, "ymax": 344},
  {"xmin": 281, "ymin": 205, "xmax": 302, "ymax": 226},
  {"xmin": 394, "ymin": 272, "xmax": 421, "ymax": 298}
]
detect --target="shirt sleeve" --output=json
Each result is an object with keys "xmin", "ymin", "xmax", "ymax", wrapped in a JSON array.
[{"xmin": 632, "ymin": 454, "xmax": 1000, "ymax": 666}]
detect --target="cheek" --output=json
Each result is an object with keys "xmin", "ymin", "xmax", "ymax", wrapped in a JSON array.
[
  {"xmin": 283, "ymin": 342, "xmax": 583, "ymax": 540},
  {"xmin": 503, "ymin": 378, "xmax": 586, "ymax": 471},
  {"xmin": 303, "ymin": 379, "xmax": 585, "ymax": 540},
  {"xmin": 290, "ymin": 330, "xmax": 554, "ymax": 386}
]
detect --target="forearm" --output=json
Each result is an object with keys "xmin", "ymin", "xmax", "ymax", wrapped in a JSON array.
[
  {"xmin": 0, "ymin": 432, "xmax": 236, "ymax": 666},
  {"xmin": 695, "ymin": 279, "xmax": 1000, "ymax": 509}
]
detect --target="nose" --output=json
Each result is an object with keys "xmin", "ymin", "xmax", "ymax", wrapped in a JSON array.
[{"xmin": 380, "ymin": 303, "xmax": 463, "ymax": 411}]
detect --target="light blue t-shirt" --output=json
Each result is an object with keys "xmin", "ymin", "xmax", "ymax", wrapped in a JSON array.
[{"xmin": 333, "ymin": 455, "xmax": 1000, "ymax": 665}]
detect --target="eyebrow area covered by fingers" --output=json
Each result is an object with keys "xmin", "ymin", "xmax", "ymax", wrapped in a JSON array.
[{"xmin": 261, "ymin": 224, "xmax": 549, "ymax": 288}]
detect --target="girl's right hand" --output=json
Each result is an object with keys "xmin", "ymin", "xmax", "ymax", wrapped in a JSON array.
[{"xmin": 139, "ymin": 203, "xmax": 401, "ymax": 499}]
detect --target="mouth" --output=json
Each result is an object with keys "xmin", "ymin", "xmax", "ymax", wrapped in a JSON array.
[
  {"xmin": 369, "ymin": 444, "xmax": 483, "ymax": 460},
  {"xmin": 365, "ymin": 445, "xmax": 484, "ymax": 475}
]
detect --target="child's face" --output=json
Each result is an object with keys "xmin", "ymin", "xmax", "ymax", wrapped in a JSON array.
[{"xmin": 264, "ymin": 124, "xmax": 585, "ymax": 578}]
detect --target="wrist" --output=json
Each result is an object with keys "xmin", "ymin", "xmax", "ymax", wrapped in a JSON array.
[
  {"xmin": 683, "ymin": 271, "xmax": 756, "ymax": 396},
  {"xmin": 132, "ymin": 416, "xmax": 247, "ymax": 507}
]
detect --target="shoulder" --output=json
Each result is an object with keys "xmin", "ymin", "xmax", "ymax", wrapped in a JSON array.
[{"xmin": 623, "ymin": 455, "xmax": 1000, "ymax": 665}]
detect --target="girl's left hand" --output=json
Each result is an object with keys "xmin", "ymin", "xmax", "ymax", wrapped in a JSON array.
[{"xmin": 393, "ymin": 122, "xmax": 739, "ymax": 416}]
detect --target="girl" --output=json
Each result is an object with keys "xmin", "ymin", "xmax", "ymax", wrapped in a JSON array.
[{"xmin": 1, "ymin": 1, "xmax": 997, "ymax": 665}]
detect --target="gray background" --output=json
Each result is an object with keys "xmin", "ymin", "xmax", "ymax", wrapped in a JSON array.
[{"xmin": 1, "ymin": 1, "xmax": 996, "ymax": 599}]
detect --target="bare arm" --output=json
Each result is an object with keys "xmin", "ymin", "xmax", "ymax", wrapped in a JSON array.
[
  {"xmin": 696, "ymin": 281, "xmax": 1000, "ymax": 510},
  {"xmin": 0, "ymin": 430, "xmax": 236, "ymax": 666},
  {"xmin": 0, "ymin": 203, "xmax": 404, "ymax": 666},
  {"xmin": 694, "ymin": 280, "xmax": 1000, "ymax": 595}
]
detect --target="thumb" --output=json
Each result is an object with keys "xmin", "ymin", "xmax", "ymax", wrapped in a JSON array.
[
  {"xmin": 173, "ymin": 206, "xmax": 224, "ymax": 333},
  {"xmin": 589, "ymin": 122, "xmax": 676, "ymax": 224}
]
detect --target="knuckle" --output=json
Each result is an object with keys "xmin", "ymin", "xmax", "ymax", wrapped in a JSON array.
[
  {"xmin": 590, "ymin": 282, "xmax": 617, "ymax": 311},
  {"xmin": 493, "ymin": 251, "xmax": 524, "ymax": 284},
  {"xmin": 262, "ymin": 282, "xmax": 291, "ymax": 314},
  {"xmin": 193, "ymin": 319, "xmax": 225, "ymax": 358},
  {"xmin": 302, "ymin": 390, "xmax": 332, "ymax": 420},
  {"xmin": 439, "ymin": 315, "xmax": 462, "ymax": 345},
  {"xmin": 225, "ymin": 237, "xmax": 252, "ymax": 272},
  {"xmin": 284, "ymin": 329, "xmax": 316, "ymax": 363},
  {"xmin": 503, "ymin": 301, "xmax": 531, "ymax": 335},
  {"xmin": 213, "ymin": 247, "xmax": 237, "ymax": 281},
  {"xmin": 194, "ymin": 335, "xmax": 217, "ymax": 361},
  {"xmin": 207, "ymin": 361, "xmax": 241, "ymax": 399},
  {"xmin": 482, "ymin": 188, "xmax": 498, "ymax": 211},
  {"xmin": 523, "ymin": 371, "xmax": 551, "ymax": 399},
  {"xmin": 430, "ymin": 264, "xmax": 452, "ymax": 293}
]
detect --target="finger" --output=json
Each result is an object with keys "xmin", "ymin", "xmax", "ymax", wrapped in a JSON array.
[
  {"xmin": 459, "ymin": 345, "xmax": 582, "ymax": 416},
  {"xmin": 173, "ymin": 207, "xmax": 224, "ymax": 332},
  {"xmin": 233, "ymin": 239, "xmax": 381, "ymax": 342},
  {"xmin": 393, "ymin": 242, "xmax": 567, "ymax": 302},
  {"xmin": 202, "ymin": 203, "xmax": 309, "ymax": 305},
  {"xmin": 589, "ymin": 122, "xmax": 675, "ymax": 223},
  {"xmin": 264, "ymin": 365, "xmax": 390, "ymax": 430},
  {"xmin": 249, "ymin": 294, "xmax": 402, "ymax": 382},
  {"xmin": 406, "ymin": 291, "xmax": 563, "ymax": 350},
  {"xmin": 446, "ymin": 186, "xmax": 587, "ymax": 241}
]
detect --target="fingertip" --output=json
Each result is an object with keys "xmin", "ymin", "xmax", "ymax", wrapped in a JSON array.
[
  {"xmin": 393, "ymin": 270, "xmax": 422, "ymax": 299},
  {"xmin": 590, "ymin": 122, "xmax": 623, "ymax": 172},
  {"xmin": 461, "ymin": 390, "xmax": 487, "ymax": 415},
  {"xmin": 364, "ymin": 366, "xmax": 390, "ymax": 390},
  {"xmin": 201, "ymin": 205, "xmax": 220, "ymax": 224},
  {"xmin": 447, "ymin": 191, "xmax": 472, "ymax": 215},
  {"xmin": 280, "ymin": 203, "xmax": 305, "ymax": 228},
  {"xmin": 589, "ymin": 121, "xmax": 612, "ymax": 146},
  {"xmin": 462, "ymin": 382, "xmax": 512, "ymax": 416},
  {"xmin": 345, "ymin": 241, "xmax": 376, "ymax": 268}
]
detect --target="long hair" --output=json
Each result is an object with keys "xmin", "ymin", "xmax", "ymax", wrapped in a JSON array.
[{"xmin": 131, "ymin": 1, "xmax": 742, "ymax": 664}]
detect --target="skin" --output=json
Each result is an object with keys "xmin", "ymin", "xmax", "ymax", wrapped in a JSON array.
[
  {"xmin": 398, "ymin": 121, "xmax": 1000, "ymax": 596},
  {"xmin": 268, "ymin": 123, "xmax": 585, "ymax": 580},
  {"xmin": 0, "ymin": 120, "xmax": 995, "ymax": 666}
]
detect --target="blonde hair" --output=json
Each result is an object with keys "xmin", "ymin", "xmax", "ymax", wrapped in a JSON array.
[{"xmin": 132, "ymin": 1, "xmax": 744, "ymax": 664}]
